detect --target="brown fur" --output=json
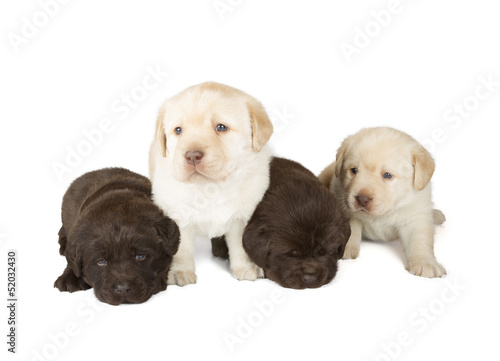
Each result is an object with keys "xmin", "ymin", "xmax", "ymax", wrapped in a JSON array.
[
  {"xmin": 54, "ymin": 168, "xmax": 179, "ymax": 305},
  {"xmin": 212, "ymin": 157, "xmax": 350, "ymax": 289}
]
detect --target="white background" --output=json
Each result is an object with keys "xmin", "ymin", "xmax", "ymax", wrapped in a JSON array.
[{"xmin": 1, "ymin": 1, "xmax": 499, "ymax": 360}]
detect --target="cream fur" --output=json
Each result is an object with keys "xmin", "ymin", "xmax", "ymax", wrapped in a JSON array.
[
  {"xmin": 319, "ymin": 127, "xmax": 446, "ymax": 278},
  {"xmin": 149, "ymin": 82, "xmax": 273, "ymax": 286}
]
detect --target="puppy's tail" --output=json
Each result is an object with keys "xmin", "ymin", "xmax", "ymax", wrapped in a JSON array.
[
  {"xmin": 318, "ymin": 162, "xmax": 336, "ymax": 188},
  {"xmin": 433, "ymin": 209, "xmax": 446, "ymax": 225}
]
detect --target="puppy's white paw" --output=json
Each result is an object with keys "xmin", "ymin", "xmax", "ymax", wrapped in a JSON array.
[
  {"xmin": 167, "ymin": 270, "xmax": 197, "ymax": 286},
  {"xmin": 407, "ymin": 259, "xmax": 446, "ymax": 278},
  {"xmin": 232, "ymin": 263, "xmax": 264, "ymax": 281},
  {"xmin": 342, "ymin": 243, "xmax": 360, "ymax": 259}
]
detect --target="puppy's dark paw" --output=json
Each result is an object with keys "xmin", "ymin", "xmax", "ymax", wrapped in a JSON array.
[
  {"xmin": 54, "ymin": 269, "xmax": 91, "ymax": 292},
  {"xmin": 211, "ymin": 236, "xmax": 229, "ymax": 259}
]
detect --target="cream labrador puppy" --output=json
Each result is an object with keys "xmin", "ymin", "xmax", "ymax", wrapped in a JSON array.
[
  {"xmin": 319, "ymin": 127, "xmax": 446, "ymax": 278},
  {"xmin": 149, "ymin": 82, "xmax": 273, "ymax": 286}
]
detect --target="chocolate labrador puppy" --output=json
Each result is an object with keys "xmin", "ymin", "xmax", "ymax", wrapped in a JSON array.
[
  {"xmin": 212, "ymin": 157, "xmax": 350, "ymax": 289},
  {"xmin": 54, "ymin": 168, "xmax": 179, "ymax": 305}
]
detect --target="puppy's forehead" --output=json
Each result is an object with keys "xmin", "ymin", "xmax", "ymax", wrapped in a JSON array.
[
  {"xmin": 88, "ymin": 235, "xmax": 158, "ymax": 258},
  {"xmin": 165, "ymin": 84, "xmax": 250, "ymax": 125},
  {"xmin": 88, "ymin": 224, "xmax": 158, "ymax": 246},
  {"xmin": 348, "ymin": 133, "xmax": 413, "ymax": 171}
]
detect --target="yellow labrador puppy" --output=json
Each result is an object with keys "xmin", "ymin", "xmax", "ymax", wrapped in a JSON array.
[
  {"xmin": 149, "ymin": 82, "xmax": 273, "ymax": 286},
  {"xmin": 319, "ymin": 127, "xmax": 446, "ymax": 278}
]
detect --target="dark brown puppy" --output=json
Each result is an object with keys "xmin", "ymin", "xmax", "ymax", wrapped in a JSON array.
[
  {"xmin": 212, "ymin": 157, "xmax": 350, "ymax": 289},
  {"xmin": 54, "ymin": 168, "xmax": 179, "ymax": 305}
]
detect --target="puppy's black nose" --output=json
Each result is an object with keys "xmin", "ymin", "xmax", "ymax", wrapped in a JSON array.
[
  {"xmin": 114, "ymin": 283, "xmax": 131, "ymax": 295},
  {"xmin": 356, "ymin": 194, "xmax": 372, "ymax": 208},
  {"xmin": 185, "ymin": 150, "xmax": 204, "ymax": 165},
  {"xmin": 301, "ymin": 264, "xmax": 319, "ymax": 285},
  {"xmin": 301, "ymin": 274, "xmax": 317, "ymax": 285}
]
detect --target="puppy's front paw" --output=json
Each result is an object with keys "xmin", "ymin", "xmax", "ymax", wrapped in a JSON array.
[
  {"xmin": 54, "ymin": 271, "xmax": 91, "ymax": 293},
  {"xmin": 232, "ymin": 263, "xmax": 264, "ymax": 281},
  {"xmin": 342, "ymin": 243, "xmax": 360, "ymax": 260},
  {"xmin": 407, "ymin": 259, "xmax": 446, "ymax": 278},
  {"xmin": 167, "ymin": 270, "xmax": 197, "ymax": 286}
]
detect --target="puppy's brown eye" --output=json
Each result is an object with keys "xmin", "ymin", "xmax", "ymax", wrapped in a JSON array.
[
  {"xmin": 97, "ymin": 259, "xmax": 107, "ymax": 266},
  {"xmin": 216, "ymin": 124, "xmax": 228, "ymax": 132},
  {"xmin": 135, "ymin": 254, "xmax": 147, "ymax": 261},
  {"xmin": 350, "ymin": 168, "xmax": 358, "ymax": 175}
]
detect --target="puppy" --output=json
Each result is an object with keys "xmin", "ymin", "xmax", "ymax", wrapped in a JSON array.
[
  {"xmin": 54, "ymin": 168, "xmax": 180, "ymax": 305},
  {"xmin": 212, "ymin": 157, "xmax": 350, "ymax": 289},
  {"xmin": 319, "ymin": 127, "xmax": 446, "ymax": 278},
  {"xmin": 149, "ymin": 82, "xmax": 273, "ymax": 286}
]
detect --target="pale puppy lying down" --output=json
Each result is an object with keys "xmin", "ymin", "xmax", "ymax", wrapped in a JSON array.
[
  {"xmin": 149, "ymin": 82, "xmax": 273, "ymax": 286},
  {"xmin": 319, "ymin": 127, "xmax": 446, "ymax": 278}
]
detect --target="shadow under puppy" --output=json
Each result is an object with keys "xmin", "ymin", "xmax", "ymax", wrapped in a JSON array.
[
  {"xmin": 54, "ymin": 168, "xmax": 180, "ymax": 305},
  {"xmin": 212, "ymin": 157, "xmax": 350, "ymax": 289}
]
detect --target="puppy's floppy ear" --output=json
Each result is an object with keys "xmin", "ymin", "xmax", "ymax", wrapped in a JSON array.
[
  {"xmin": 320, "ymin": 238, "xmax": 347, "ymax": 260},
  {"xmin": 155, "ymin": 105, "xmax": 167, "ymax": 157},
  {"xmin": 334, "ymin": 141, "xmax": 348, "ymax": 177},
  {"xmin": 247, "ymin": 98, "xmax": 273, "ymax": 152},
  {"xmin": 242, "ymin": 223, "xmax": 269, "ymax": 268},
  {"xmin": 337, "ymin": 241, "xmax": 347, "ymax": 260},
  {"xmin": 412, "ymin": 145, "xmax": 435, "ymax": 191},
  {"xmin": 65, "ymin": 242, "xmax": 83, "ymax": 278},
  {"xmin": 322, "ymin": 216, "xmax": 351, "ymax": 259},
  {"xmin": 155, "ymin": 217, "xmax": 180, "ymax": 256},
  {"xmin": 331, "ymin": 223, "xmax": 350, "ymax": 259}
]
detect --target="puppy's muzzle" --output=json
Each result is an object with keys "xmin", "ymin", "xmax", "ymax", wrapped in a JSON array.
[
  {"xmin": 355, "ymin": 194, "xmax": 372, "ymax": 208},
  {"xmin": 301, "ymin": 273, "xmax": 318, "ymax": 285},
  {"xmin": 185, "ymin": 150, "xmax": 204, "ymax": 165},
  {"xmin": 300, "ymin": 264, "xmax": 323, "ymax": 285},
  {"xmin": 114, "ymin": 282, "xmax": 131, "ymax": 296}
]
